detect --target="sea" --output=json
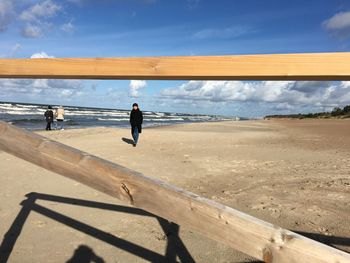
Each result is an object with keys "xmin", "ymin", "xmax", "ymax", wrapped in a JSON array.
[{"xmin": 0, "ymin": 101, "xmax": 237, "ymax": 130}]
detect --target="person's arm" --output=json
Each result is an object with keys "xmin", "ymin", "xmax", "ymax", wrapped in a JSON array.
[
  {"xmin": 140, "ymin": 111, "xmax": 143, "ymax": 124},
  {"xmin": 129, "ymin": 111, "xmax": 132, "ymax": 125}
]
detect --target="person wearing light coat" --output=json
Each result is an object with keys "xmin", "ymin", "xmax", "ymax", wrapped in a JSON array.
[{"xmin": 55, "ymin": 106, "xmax": 65, "ymax": 130}]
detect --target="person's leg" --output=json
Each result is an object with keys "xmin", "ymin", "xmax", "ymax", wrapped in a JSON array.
[
  {"xmin": 58, "ymin": 120, "xmax": 64, "ymax": 130},
  {"xmin": 133, "ymin": 128, "xmax": 139, "ymax": 145},
  {"xmin": 46, "ymin": 122, "xmax": 49, "ymax": 130},
  {"xmin": 131, "ymin": 127, "xmax": 135, "ymax": 141},
  {"xmin": 48, "ymin": 121, "xmax": 52, "ymax": 130}
]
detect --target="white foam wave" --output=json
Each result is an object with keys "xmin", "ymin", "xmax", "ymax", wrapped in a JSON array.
[
  {"xmin": 17, "ymin": 105, "xmax": 41, "ymax": 108},
  {"xmin": 0, "ymin": 110, "xmax": 43, "ymax": 115},
  {"xmin": 65, "ymin": 110, "xmax": 128, "ymax": 116},
  {"xmin": 97, "ymin": 118, "xmax": 130, "ymax": 121},
  {"xmin": 144, "ymin": 118, "xmax": 184, "ymax": 121}
]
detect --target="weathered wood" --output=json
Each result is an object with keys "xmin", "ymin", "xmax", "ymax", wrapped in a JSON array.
[
  {"xmin": 0, "ymin": 122, "xmax": 349, "ymax": 262},
  {"xmin": 1, "ymin": 53, "xmax": 350, "ymax": 80}
]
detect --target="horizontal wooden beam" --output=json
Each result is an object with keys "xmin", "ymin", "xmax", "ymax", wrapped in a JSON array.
[
  {"xmin": 1, "ymin": 53, "xmax": 350, "ymax": 80},
  {"xmin": 0, "ymin": 122, "xmax": 349, "ymax": 262}
]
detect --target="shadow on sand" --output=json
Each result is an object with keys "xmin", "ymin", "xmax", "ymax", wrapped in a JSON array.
[
  {"xmin": 122, "ymin": 137, "xmax": 134, "ymax": 145},
  {"xmin": 1, "ymin": 192, "xmax": 349, "ymax": 263},
  {"xmin": 0, "ymin": 192, "xmax": 194, "ymax": 263},
  {"xmin": 67, "ymin": 245, "xmax": 105, "ymax": 263}
]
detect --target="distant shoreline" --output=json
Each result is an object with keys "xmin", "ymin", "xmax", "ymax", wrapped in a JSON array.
[
  {"xmin": 264, "ymin": 115, "xmax": 350, "ymax": 120},
  {"xmin": 265, "ymin": 105, "xmax": 350, "ymax": 120}
]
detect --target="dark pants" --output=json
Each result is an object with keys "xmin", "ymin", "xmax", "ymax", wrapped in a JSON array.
[
  {"xmin": 46, "ymin": 121, "xmax": 52, "ymax": 130},
  {"xmin": 131, "ymin": 127, "xmax": 139, "ymax": 144}
]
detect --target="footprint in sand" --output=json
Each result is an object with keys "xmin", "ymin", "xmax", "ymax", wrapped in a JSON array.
[
  {"xmin": 307, "ymin": 205, "xmax": 329, "ymax": 217},
  {"xmin": 326, "ymin": 193, "xmax": 345, "ymax": 200},
  {"xmin": 251, "ymin": 202, "xmax": 282, "ymax": 218},
  {"xmin": 34, "ymin": 220, "xmax": 47, "ymax": 228}
]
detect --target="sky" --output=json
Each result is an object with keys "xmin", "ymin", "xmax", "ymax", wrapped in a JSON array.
[{"xmin": 1, "ymin": 0, "xmax": 350, "ymax": 117}]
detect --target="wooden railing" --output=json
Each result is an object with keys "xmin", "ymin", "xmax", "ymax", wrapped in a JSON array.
[
  {"xmin": 1, "ymin": 53, "xmax": 350, "ymax": 263},
  {"xmin": 1, "ymin": 52, "xmax": 350, "ymax": 80}
]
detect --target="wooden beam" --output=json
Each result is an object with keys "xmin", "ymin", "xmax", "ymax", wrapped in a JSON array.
[
  {"xmin": 1, "ymin": 52, "xmax": 350, "ymax": 80},
  {"xmin": 0, "ymin": 122, "xmax": 349, "ymax": 262}
]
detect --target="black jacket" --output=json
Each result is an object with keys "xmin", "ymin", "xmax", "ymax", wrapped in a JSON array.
[
  {"xmin": 44, "ymin": 110, "xmax": 54, "ymax": 123},
  {"xmin": 130, "ymin": 109, "xmax": 143, "ymax": 133}
]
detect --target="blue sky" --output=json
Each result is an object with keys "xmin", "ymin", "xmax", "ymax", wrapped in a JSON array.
[{"xmin": 1, "ymin": 0, "xmax": 350, "ymax": 117}]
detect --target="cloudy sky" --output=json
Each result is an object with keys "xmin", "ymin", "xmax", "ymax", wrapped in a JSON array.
[{"xmin": 1, "ymin": 0, "xmax": 350, "ymax": 117}]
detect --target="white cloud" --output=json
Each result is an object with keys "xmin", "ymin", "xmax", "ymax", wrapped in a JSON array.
[
  {"xmin": 0, "ymin": 78, "xmax": 85, "ymax": 100},
  {"xmin": 323, "ymin": 11, "xmax": 350, "ymax": 39},
  {"xmin": 19, "ymin": 0, "xmax": 62, "ymax": 38},
  {"xmin": 19, "ymin": 0, "xmax": 61, "ymax": 23},
  {"xmin": 160, "ymin": 80, "xmax": 350, "ymax": 111},
  {"xmin": 0, "ymin": 0, "xmax": 14, "ymax": 32},
  {"xmin": 30, "ymin": 51, "xmax": 55, "ymax": 58},
  {"xmin": 10, "ymin": 43, "xmax": 21, "ymax": 57},
  {"xmin": 0, "ymin": 43, "xmax": 22, "ymax": 58},
  {"xmin": 60, "ymin": 22, "xmax": 75, "ymax": 34},
  {"xmin": 21, "ymin": 23, "xmax": 43, "ymax": 38},
  {"xmin": 129, "ymin": 80, "xmax": 147, "ymax": 97},
  {"xmin": 0, "ymin": 0, "xmax": 78, "ymax": 38}
]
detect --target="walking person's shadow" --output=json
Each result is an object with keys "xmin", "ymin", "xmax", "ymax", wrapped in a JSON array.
[
  {"xmin": 122, "ymin": 137, "xmax": 134, "ymax": 145},
  {"xmin": 66, "ymin": 245, "xmax": 105, "ymax": 263}
]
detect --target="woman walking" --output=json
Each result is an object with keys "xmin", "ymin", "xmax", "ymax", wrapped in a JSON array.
[
  {"xmin": 55, "ymin": 105, "xmax": 65, "ymax": 130},
  {"xmin": 129, "ymin": 103, "xmax": 143, "ymax": 147}
]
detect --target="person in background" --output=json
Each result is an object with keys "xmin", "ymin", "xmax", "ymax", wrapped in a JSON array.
[
  {"xmin": 44, "ymin": 105, "xmax": 54, "ymax": 131},
  {"xmin": 53, "ymin": 106, "xmax": 58, "ymax": 130},
  {"xmin": 129, "ymin": 103, "xmax": 143, "ymax": 147},
  {"xmin": 55, "ymin": 105, "xmax": 65, "ymax": 130}
]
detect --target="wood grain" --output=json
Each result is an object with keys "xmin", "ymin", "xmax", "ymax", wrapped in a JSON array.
[
  {"xmin": 1, "ymin": 53, "xmax": 350, "ymax": 80},
  {"xmin": 0, "ymin": 122, "xmax": 349, "ymax": 262}
]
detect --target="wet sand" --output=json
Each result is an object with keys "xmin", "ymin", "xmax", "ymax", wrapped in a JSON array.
[{"xmin": 0, "ymin": 120, "xmax": 349, "ymax": 262}]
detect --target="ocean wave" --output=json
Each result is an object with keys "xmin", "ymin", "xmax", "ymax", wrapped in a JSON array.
[
  {"xmin": 97, "ymin": 118, "xmax": 130, "ymax": 121},
  {"xmin": 65, "ymin": 110, "xmax": 128, "ymax": 116},
  {"xmin": 144, "ymin": 118, "xmax": 184, "ymax": 121},
  {"xmin": 15, "ymin": 104, "xmax": 41, "ymax": 108},
  {"xmin": 0, "ymin": 110, "xmax": 44, "ymax": 115}
]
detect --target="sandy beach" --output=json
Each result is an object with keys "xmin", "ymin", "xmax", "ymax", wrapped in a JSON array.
[{"xmin": 0, "ymin": 119, "xmax": 349, "ymax": 262}]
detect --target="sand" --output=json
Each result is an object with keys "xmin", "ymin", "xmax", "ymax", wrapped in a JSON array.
[{"xmin": 0, "ymin": 120, "xmax": 349, "ymax": 262}]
